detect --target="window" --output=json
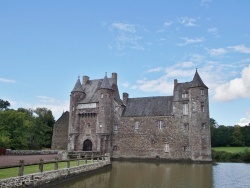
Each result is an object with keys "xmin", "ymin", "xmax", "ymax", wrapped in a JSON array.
[
  {"xmin": 157, "ymin": 121, "xmax": 163, "ymax": 129},
  {"xmin": 164, "ymin": 144, "xmax": 170, "ymax": 153},
  {"xmin": 99, "ymin": 122, "xmax": 102, "ymax": 128},
  {"xmin": 183, "ymin": 146, "xmax": 187, "ymax": 152},
  {"xmin": 72, "ymin": 106, "xmax": 75, "ymax": 111},
  {"xmin": 184, "ymin": 123, "xmax": 189, "ymax": 130},
  {"xmin": 135, "ymin": 121, "xmax": 139, "ymax": 130},
  {"xmin": 202, "ymin": 123, "xmax": 206, "ymax": 129},
  {"xmin": 101, "ymin": 93, "xmax": 104, "ymax": 98},
  {"xmin": 183, "ymin": 104, "xmax": 188, "ymax": 115},
  {"xmin": 114, "ymin": 124, "xmax": 118, "ymax": 131},
  {"xmin": 201, "ymin": 102, "xmax": 205, "ymax": 112},
  {"xmin": 201, "ymin": 89, "xmax": 205, "ymax": 96},
  {"xmin": 182, "ymin": 92, "xmax": 188, "ymax": 99},
  {"xmin": 101, "ymin": 106, "xmax": 104, "ymax": 111}
]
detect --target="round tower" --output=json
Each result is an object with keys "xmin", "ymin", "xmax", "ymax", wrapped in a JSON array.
[
  {"xmin": 68, "ymin": 77, "xmax": 85, "ymax": 151},
  {"xmin": 97, "ymin": 73, "xmax": 114, "ymax": 154}
]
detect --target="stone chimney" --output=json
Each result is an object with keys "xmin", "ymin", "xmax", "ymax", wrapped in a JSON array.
[
  {"xmin": 82, "ymin": 76, "xmax": 89, "ymax": 86},
  {"xmin": 174, "ymin": 79, "xmax": 178, "ymax": 87},
  {"xmin": 112, "ymin": 72, "xmax": 117, "ymax": 85},
  {"xmin": 123, "ymin": 93, "xmax": 129, "ymax": 105}
]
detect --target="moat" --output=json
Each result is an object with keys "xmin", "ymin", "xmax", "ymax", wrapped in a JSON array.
[{"xmin": 53, "ymin": 161, "xmax": 250, "ymax": 188}]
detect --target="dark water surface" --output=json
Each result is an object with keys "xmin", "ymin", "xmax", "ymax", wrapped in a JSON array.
[{"xmin": 54, "ymin": 161, "xmax": 250, "ymax": 188}]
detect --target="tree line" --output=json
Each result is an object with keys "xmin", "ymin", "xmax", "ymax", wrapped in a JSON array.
[
  {"xmin": 0, "ymin": 99, "xmax": 55, "ymax": 150},
  {"xmin": 210, "ymin": 118, "xmax": 250, "ymax": 147}
]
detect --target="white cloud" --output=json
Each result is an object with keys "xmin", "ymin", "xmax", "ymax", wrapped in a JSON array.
[
  {"xmin": 164, "ymin": 21, "xmax": 173, "ymax": 27},
  {"xmin": 122, "ymin": 81, "xmax": 130, "ymax": 88},
  {"xmin": 109, "ymin": 22, "xmax": 144, "ymax": 50},
  {"xmin": 0, "ymin": 77, "xmax": 16, "ymax": 83},
  {"xmin": 237, "ymin": 110, "xmax": 250, "ymax": 126},
  {"xmin": 208, "ymin": 48, "xmax": 227, "ymax": 56},
  {"xmin": 214, "ymin": 64, "xmax": 250, "ymax": 101},
  {"xmin": 178, "ymin": 37, "xmax": 204, "ymax": 46},
  {"xmin": 201, "ymin": 0, "xmax": 212, "ymax": 6},
  {"xmin": 178, "ymin": 17, "xmax": 198, "ymax": 27},
  {"xmin": 13, "ymin": 96, "xmax": 69, "ymax": 120},
  {"xmin": 146, "ymin": 67, "xmax": 164, "ymax": 73},
  {"xmin": 132, "ymin": 76, "xmax": 174, "ymax": 95},
  {"xmin": 208, "ymin": 27, "xmax": 219, "ymax": 37},
  {"xmin": 110, "ymin": 22, "xmax": 136, "ymax": 33},
  {"xmin": 228, "ymin": 44, "xmax": 250, "ymax": 54}
]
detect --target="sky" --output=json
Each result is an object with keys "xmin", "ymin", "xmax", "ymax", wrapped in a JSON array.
[{"xmin": 0, "ymin": 0, "xmax": 250, "ymax": 126}]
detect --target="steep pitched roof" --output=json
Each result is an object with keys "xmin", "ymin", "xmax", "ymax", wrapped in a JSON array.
[
  {"xmin": 122, "ymin": 96, "xmax": 173, "ymax": 117},
  {"xmin": 190, "ymin": 70, "xmax": 208, "ymax": 88},
  {"xmin": 100, "ymin": 75, "xmax": 114, "ymax": 91},
  {"xmin": 72, "ymin": 77, "xmax": 84, "ymax": 93},
  {"xmin": 79, "ymin": 77, "xmax": 122, "ymax": 104}
]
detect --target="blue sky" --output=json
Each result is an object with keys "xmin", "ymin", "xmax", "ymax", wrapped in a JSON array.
[{"xmin": 1, "ymin": 0, "xmax": 250, "ymax": 126}]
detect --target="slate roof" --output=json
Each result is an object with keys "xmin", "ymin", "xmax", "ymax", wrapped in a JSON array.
[
  {"xmin": 174, "ymin": 70, "xmax": 208, "ymax": 91},
  {"xmin": 190, "ymin": 70, "xmax": 208, "ymax": 88},
  {"xmin": 100, "ymin": 75, "xmax": 114, "ymax": 91},
  {"xmin": 79, "ymin": 77, "xmax": 123, "ymax": 105},
  {"xmin": 72, "ymin": 78, "xmax": 84, "ymax": 93},
  {"xmin": 122, "ymin": 96, "xmax": 173, "ymax": 117}
]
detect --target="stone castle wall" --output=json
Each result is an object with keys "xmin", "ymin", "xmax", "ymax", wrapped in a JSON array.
[
  {"xmin": 51, "ymin": 112, "xmax": 69, "ymax": 150},
  {"xmin": 112, "ymin": 116, "xmax": 191, "ymax": 160}
]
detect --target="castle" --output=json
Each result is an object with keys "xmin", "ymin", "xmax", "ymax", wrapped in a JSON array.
[{"xmin": 51, "ymin": 70, "xmax": 211, "ymax": 162}]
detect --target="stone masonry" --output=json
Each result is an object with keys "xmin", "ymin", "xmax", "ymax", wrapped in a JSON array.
[{"xmin": 51, "ymin": 70, "xmax": 211, "ymax": 162}]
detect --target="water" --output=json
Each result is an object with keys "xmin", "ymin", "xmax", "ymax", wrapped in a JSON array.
[{"xmin": 54, "ymin": 162, "xmax": 250, "ymax": 188}]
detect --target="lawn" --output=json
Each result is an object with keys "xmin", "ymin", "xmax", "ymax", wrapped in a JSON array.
[
  {"xmin": 0, "ymin": 160, "xmax": 93, "ymax": 179},
  {"xmin": 212, "ymin": 147, "xmax": 250, "ymax": 153}
]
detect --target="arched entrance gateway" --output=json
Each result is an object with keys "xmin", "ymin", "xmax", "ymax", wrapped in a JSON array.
[{"xmin": 83, "ymin": 139, "xmax": 92, "ymax": 151}]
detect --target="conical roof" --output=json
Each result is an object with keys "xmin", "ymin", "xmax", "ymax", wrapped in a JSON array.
[
  {"xmin": 72, "ymin": 77, "xmax": 84, "ymax": 92},
  {"xmin": 191, "ymin": 70, "xmax": 208, "ymax": 88},
  {"xmin": 100, "ymin": 74, "xmax": 114, "ymax": 91}
]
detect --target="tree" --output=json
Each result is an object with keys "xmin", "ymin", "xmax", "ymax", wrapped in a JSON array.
[
  {"xmin": 0, "ymin": 99, "xmax": 10, "ymax": 110},
  {"xmin": 231, "ymin": 125, "xmax": 243, "ymax": 146},
  {"xmin": 33, "ymin": 108, "xmax": 55, "ymax": 149}
]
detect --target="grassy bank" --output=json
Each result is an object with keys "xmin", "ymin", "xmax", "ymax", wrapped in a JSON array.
[
  {"xmin": 212, "ymin": 147, "xmax": 250, "ymax": 162},
  {"xmin": 0, "ymin": 160, "xmax": 92, "ymax": 179}
]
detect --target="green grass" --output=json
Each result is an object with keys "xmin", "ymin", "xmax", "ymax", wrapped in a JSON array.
[
  {"xmin": 212, "ymin": 147, "xmax": 250, "ymax": 153},
  {"xmin": 0, "ymin": 160, "xmax": 93, "ymax": 179}
]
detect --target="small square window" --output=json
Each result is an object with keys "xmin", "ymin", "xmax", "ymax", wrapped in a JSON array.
[
  {"xmin": 135, "ymin": 121, "xmax": 139, "ymax": 130},
  {"xmin": 183, "ymin": 146, "xmax": 187, "ymax": 152},
  {"xmin": 164, "ymin": 144, "xmax": 170, "ymax": 152},
  {"xmin": 184, "ymin": 123, "xmax": 189, "ymax": 130},
  {"xmin": 202, "ymin": 123, "xmax": 206, "ymax": 129},
  {"xmin": 182, "ymin": 93, "xmax": 188, "ymax": 99},
  {"xmin": 158, "ymin": 121, "xmax": 163, "ymax": 129},
  {"xmin": 201, "ymin": 102, "xmax": 205, "ymax": 112},
  {"xmin": 201, "ymin": 89, "xmax": 205, "ymax": 96}
]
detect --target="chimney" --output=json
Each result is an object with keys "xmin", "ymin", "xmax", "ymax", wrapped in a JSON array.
[
  {"xmin": 174, "ymin": 79, "xmax": 178, "ymax": 87},
  {"xmin": 112, "ymin": 72, "xmax": 117, "ymax": 85},
  {"xmin": 123, "ymin": 93, "xmax": 129, "ymax": 105},
  {"xmin": 82, "ymin": 76, "xmax": 89, "ymax": 86}
]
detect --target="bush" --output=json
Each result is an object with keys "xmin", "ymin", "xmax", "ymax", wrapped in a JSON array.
[{"xmin": 212, "ymin": 149, "xmax": 250, "ymax": 162}]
